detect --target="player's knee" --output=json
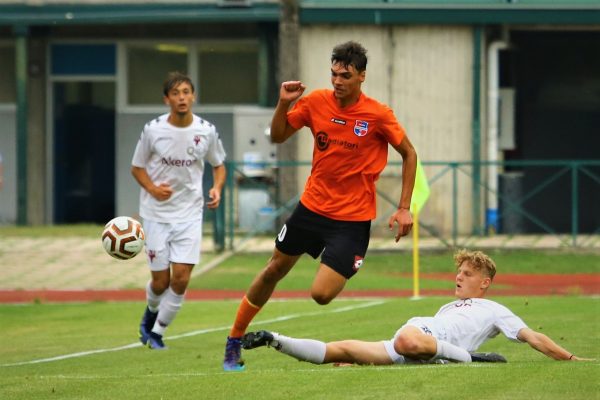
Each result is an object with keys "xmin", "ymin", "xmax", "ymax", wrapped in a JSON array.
[
  {"xmin": 169, "ymin": 280, "xmax": 188, "ymax": 295},
  {"xmin": 151, "ymin": 279, "xmax": 170, "ymax": 294},
  {"xmin": 393, "ymin": 334, "xmax": 421, "ymax": 356},
  {"xmin": 311, "ymin": 291, "xmax": 334, "ymax": 305}
]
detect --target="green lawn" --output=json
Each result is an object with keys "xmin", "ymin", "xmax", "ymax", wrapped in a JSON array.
[
  {"xmin": 1, "ymin": 227, "xmax": 599, "ymax": 399},
  {"xmin": 2, "ymin": 297, "xmax": 599, "ymax": 400},
  {"xmin": 188, "ymin": 250, "xmax": 600, "ymax": 291}
]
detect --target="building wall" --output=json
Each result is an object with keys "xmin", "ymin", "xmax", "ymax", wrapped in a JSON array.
[{"xmin": 297, "ymin": 25, "xmax": 475, "ymax": 234}]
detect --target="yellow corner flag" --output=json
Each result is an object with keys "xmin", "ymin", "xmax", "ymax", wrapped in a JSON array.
[
  {"xmin": 410, "ymin": 159, "xmax": 429, "ymax": 299},
  {"xmin": 410, "ymin": 159, "xmax": 430, "ymax": 214}
]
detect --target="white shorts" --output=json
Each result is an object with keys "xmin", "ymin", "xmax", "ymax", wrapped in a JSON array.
[
  {"xmin": 143, "ymin": 219, "xmax": 203, "ymax": 271},
  {"xmin": 383, "ymin": 317, "xmax": 447, "ymax": 363}
]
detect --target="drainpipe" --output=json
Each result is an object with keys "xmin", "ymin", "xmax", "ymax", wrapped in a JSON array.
[{"xmin": 486, "ymin": 39, "xmax": 508, "ymax": 234}]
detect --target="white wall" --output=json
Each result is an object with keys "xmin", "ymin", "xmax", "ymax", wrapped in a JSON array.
[{"xmin": 297, "ymin": 25, "xmax": 475, "ymax": 235}]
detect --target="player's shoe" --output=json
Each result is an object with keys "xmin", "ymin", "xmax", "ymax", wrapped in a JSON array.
[
  {"xmin": 223, "ymin": 336, "xmax": 246, "ymax": 371},
  {"xmin": 470, "ymin": 352, "xmax": 507, "ymax": 363},
  {"xmin": 241, "ymin": 330, "xmax": 275, "ymax": 350},
  {"xmin": 147, "ymin": 331, "xmax": 167, "ymax": 350},
  {"xmin": 139, "ymin": 307, "xmax": 158, "ymax": 345}
]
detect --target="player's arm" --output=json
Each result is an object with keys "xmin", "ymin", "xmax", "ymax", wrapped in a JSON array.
[
  {"xmin": 206, "ymin": 164, "xmax": 226, "ymax": 209},
  {"xmin": 388, "ymin": 136, "xmax": 417, "ymax": 242},
  {"xmin": 270, "ymin": 81, "xmax": 306, "ymax": 143},
  {"xmin": 131, "ymin": 166, "xmax": 173, "ymax": 201},
  {"xmin": 517, "ymin": 327, "xmax": 589, "ymax": 361}
]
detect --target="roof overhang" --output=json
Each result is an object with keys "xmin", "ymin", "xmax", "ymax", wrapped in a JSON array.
[
  {"xmin": 300, "ymin": 2, "xmax": 600, "ymax": 25},
  {"xmin": 0, "ymin": 2, "xmax": 279, "ymax": 28}
]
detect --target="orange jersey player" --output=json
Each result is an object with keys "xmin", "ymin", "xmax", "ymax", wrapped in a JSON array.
[{"xmin": 222, "ymin": 41, "xmax": 417, "ymax": 371}]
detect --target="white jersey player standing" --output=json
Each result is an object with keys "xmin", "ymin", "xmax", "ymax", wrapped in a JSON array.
[
  {"xmin": 242, "ymin": 250, "xmax": 590, "ymax": 364},
  {"xmin": 131, "ymin": 72, "xmax": 226, "ymax": 349}
]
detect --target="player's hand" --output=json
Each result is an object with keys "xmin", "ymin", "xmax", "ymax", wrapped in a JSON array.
[
  {"xmin": 279, "ymin": 81, "xmax": 306, "ymax": 103},
  {"xmin": 152, "ymin": 183, "xmax": 173, "ymax": 201},
  {"xmin": 206, "ymin": 188, "xmax": 221, "ymax": 209},
  {"xmin": 388, "ymin": 208, "xmax": 413, "ymax": 242}
]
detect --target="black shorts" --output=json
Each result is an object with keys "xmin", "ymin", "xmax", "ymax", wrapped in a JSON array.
[{"xmin": 275, "ymin": 202, "xmax": 371, "ymax": 279}]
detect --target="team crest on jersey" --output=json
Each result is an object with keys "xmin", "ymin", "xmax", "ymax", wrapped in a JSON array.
[
  {"xmin": 193, "ymin": 135, "xmax": 202, "ymax": 146},
  {"xmin": 354, "ymin": 120, "xmax": 369, "ymax": 137},
  {"xmin": 353, "ymin": 255, "xmax": 364, "ymax": 271},
  {"xmin": 147, "ymin": 249, "xmax": 156, "ymax": 263}
]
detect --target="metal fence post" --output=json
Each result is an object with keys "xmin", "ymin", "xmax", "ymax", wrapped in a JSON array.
[{"xmin": 572, "ymin": 162, "xmax": 579, "ymax": 247}]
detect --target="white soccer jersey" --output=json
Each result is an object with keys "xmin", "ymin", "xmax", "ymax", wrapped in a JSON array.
[
  {"xmin": 430, "ymin": 298, "xmax": 528, "ymax": 351},
  {"xmin": 131, "ymin": 113, "xmax": 226, "ymax": 223}
]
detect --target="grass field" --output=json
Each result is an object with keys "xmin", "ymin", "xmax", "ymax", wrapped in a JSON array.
[
  {"xmin": 1, "ymin": 226, "xmax": 599, "ymax": 399},
  {"xmin": 2, "ymin": 297, "xmax": 599, "ymax": 400},
  {"xmin": 188, "ymin": 250, "xmax": 600, "ymax": 291}
]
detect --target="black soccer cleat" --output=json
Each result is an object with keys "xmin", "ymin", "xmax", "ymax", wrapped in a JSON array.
[
  {"xmin": 470, "ymin": 352, "xmax": 507, "ymax": 363},
  {"xmin": 242, "ymin": 330, "xmax": 274, "ymax": 350}
]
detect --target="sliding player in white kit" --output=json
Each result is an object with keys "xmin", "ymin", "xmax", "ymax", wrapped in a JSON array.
[
  {"xmin": 131, "ymin": 72, "xmax": 226, "ymax": 349},
  {"xmin": 242, "ymin": 250, "xmax": 589, "ymax": 364}
]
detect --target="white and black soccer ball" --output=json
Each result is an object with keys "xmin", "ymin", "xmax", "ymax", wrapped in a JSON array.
[{"xmin": 101, "ymin": 216, "xmax": 145, "ymax": 260}]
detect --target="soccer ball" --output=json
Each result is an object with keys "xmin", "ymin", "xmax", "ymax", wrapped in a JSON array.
[{"xmin": 101, "ymin": 216, "xmax": 145, "ymax": 260}]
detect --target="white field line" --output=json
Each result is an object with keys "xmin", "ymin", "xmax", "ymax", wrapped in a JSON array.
[{"xmin": 1, "ymin": 299, "xmax": 387, "ymax": 368}]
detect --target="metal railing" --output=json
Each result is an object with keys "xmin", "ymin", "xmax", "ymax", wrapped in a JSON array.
[{"xmin": 209, "ymin": 159, "xmax": 600, "ymax": 250}]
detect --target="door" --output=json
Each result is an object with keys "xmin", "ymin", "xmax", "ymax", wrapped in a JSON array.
[{"xmin": 53, "ymin": 81, "xmax": 116, "ymax": 223}]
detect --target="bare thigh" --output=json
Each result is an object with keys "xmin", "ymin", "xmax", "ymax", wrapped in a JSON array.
[{"xmin": 324, "ymin": 340, "xmax": 393, "ymax": 365}]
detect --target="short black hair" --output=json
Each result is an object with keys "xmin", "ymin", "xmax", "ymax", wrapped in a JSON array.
[
  {"xmin": 163, "ymin": 71, "xmax": 195, "ymax": 96},
  {"xmin": 331, "ymin": 41, "xmax": 368, "ymax": 72}
]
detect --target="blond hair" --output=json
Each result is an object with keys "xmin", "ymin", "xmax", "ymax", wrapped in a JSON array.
[{"xmin": 454, "ymin": 249, "xmax": 497, "ymax": 280}]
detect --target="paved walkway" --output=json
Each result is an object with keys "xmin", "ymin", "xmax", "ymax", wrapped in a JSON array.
[{"xmin": 0, "ymin": 234, "xmax": 598, "ymax": 291}]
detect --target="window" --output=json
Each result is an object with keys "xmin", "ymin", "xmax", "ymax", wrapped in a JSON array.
[
  {"xmin": 197, "ymin": 41, "xmax": 259, "ymax": 104},
  {"xmin": 124, "ymin": 40, "xmax": 262, "ymax": 106},
  {"xmin": 0, "ymin": 45, "xmax": 16, "ymax": 103},
  {"xmin": 127, "ymin": 43, "xmax": 188, "ymax": 104}
]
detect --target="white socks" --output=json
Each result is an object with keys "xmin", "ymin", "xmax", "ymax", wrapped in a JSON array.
[
  {"xmin": 145, "ymin": 280, "xmax": 164, "ymax": 313},
  {"xmin": 433, "ymin": 339, "xmax": 472, "ymax": 363},
  {"xmin": 273, "ymin": 333, "xmax": 327, "ymax": 364},
  {"xmin": 150, "ymin": 287, "xmax": 185, "ymax": 336}
]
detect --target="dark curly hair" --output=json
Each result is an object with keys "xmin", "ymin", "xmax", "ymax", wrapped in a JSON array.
[{"xmin": 331, "ymin": 41, "xmax": 368, "ymax": 72}]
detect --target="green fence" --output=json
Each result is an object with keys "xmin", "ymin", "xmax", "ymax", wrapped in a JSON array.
[{"xmin": 210, "ymin": 159, "xmax": 600, "ymax": 250}]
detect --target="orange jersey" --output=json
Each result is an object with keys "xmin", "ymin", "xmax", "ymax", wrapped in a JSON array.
[{"xmin": 287, "ymin": 89, "xmax": 406, "ymax": 221}]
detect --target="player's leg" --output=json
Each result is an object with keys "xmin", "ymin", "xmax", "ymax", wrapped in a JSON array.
[
  {"xmin": 246, "ymin": 248, "xmax": 302, "ymax": 307},
  {"xmin": 223, "ymin": 248, "xmax": 300, "ymax": 371},
  {"xmin": 139, "ymin": 272, "xmax": 169, "ymax": 345},
  {"xmin": 324, "ymin": 340, "xmax": 395, "ymax": 365},
  {"xmin": 224, "ymin": 207, "xmax": 320, "ymax": 372},
  {"xmin": 310, "ymin": 264, "xmax": 347, "ymax": 305},
  {"xmin": 139, "ymin": 220, "xmax": 170, "ymax": 347},
  {"xmin": 150, "ymin": 262, "xmax": 193, "ymax": 337},
  {"xmin": 242, "ymin": 331, "xmax": 394, "ymax": 365},
  {"xmin": 312, "ymin": 219, "xmax": 370, "ymax": 304},
  {"xmin": 148, "ymin": 220, "xmax": 201, "ymax": 350},
  {"xmin": 394, "ymin": 325, "xmax": 472, "ymax": 362}
]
